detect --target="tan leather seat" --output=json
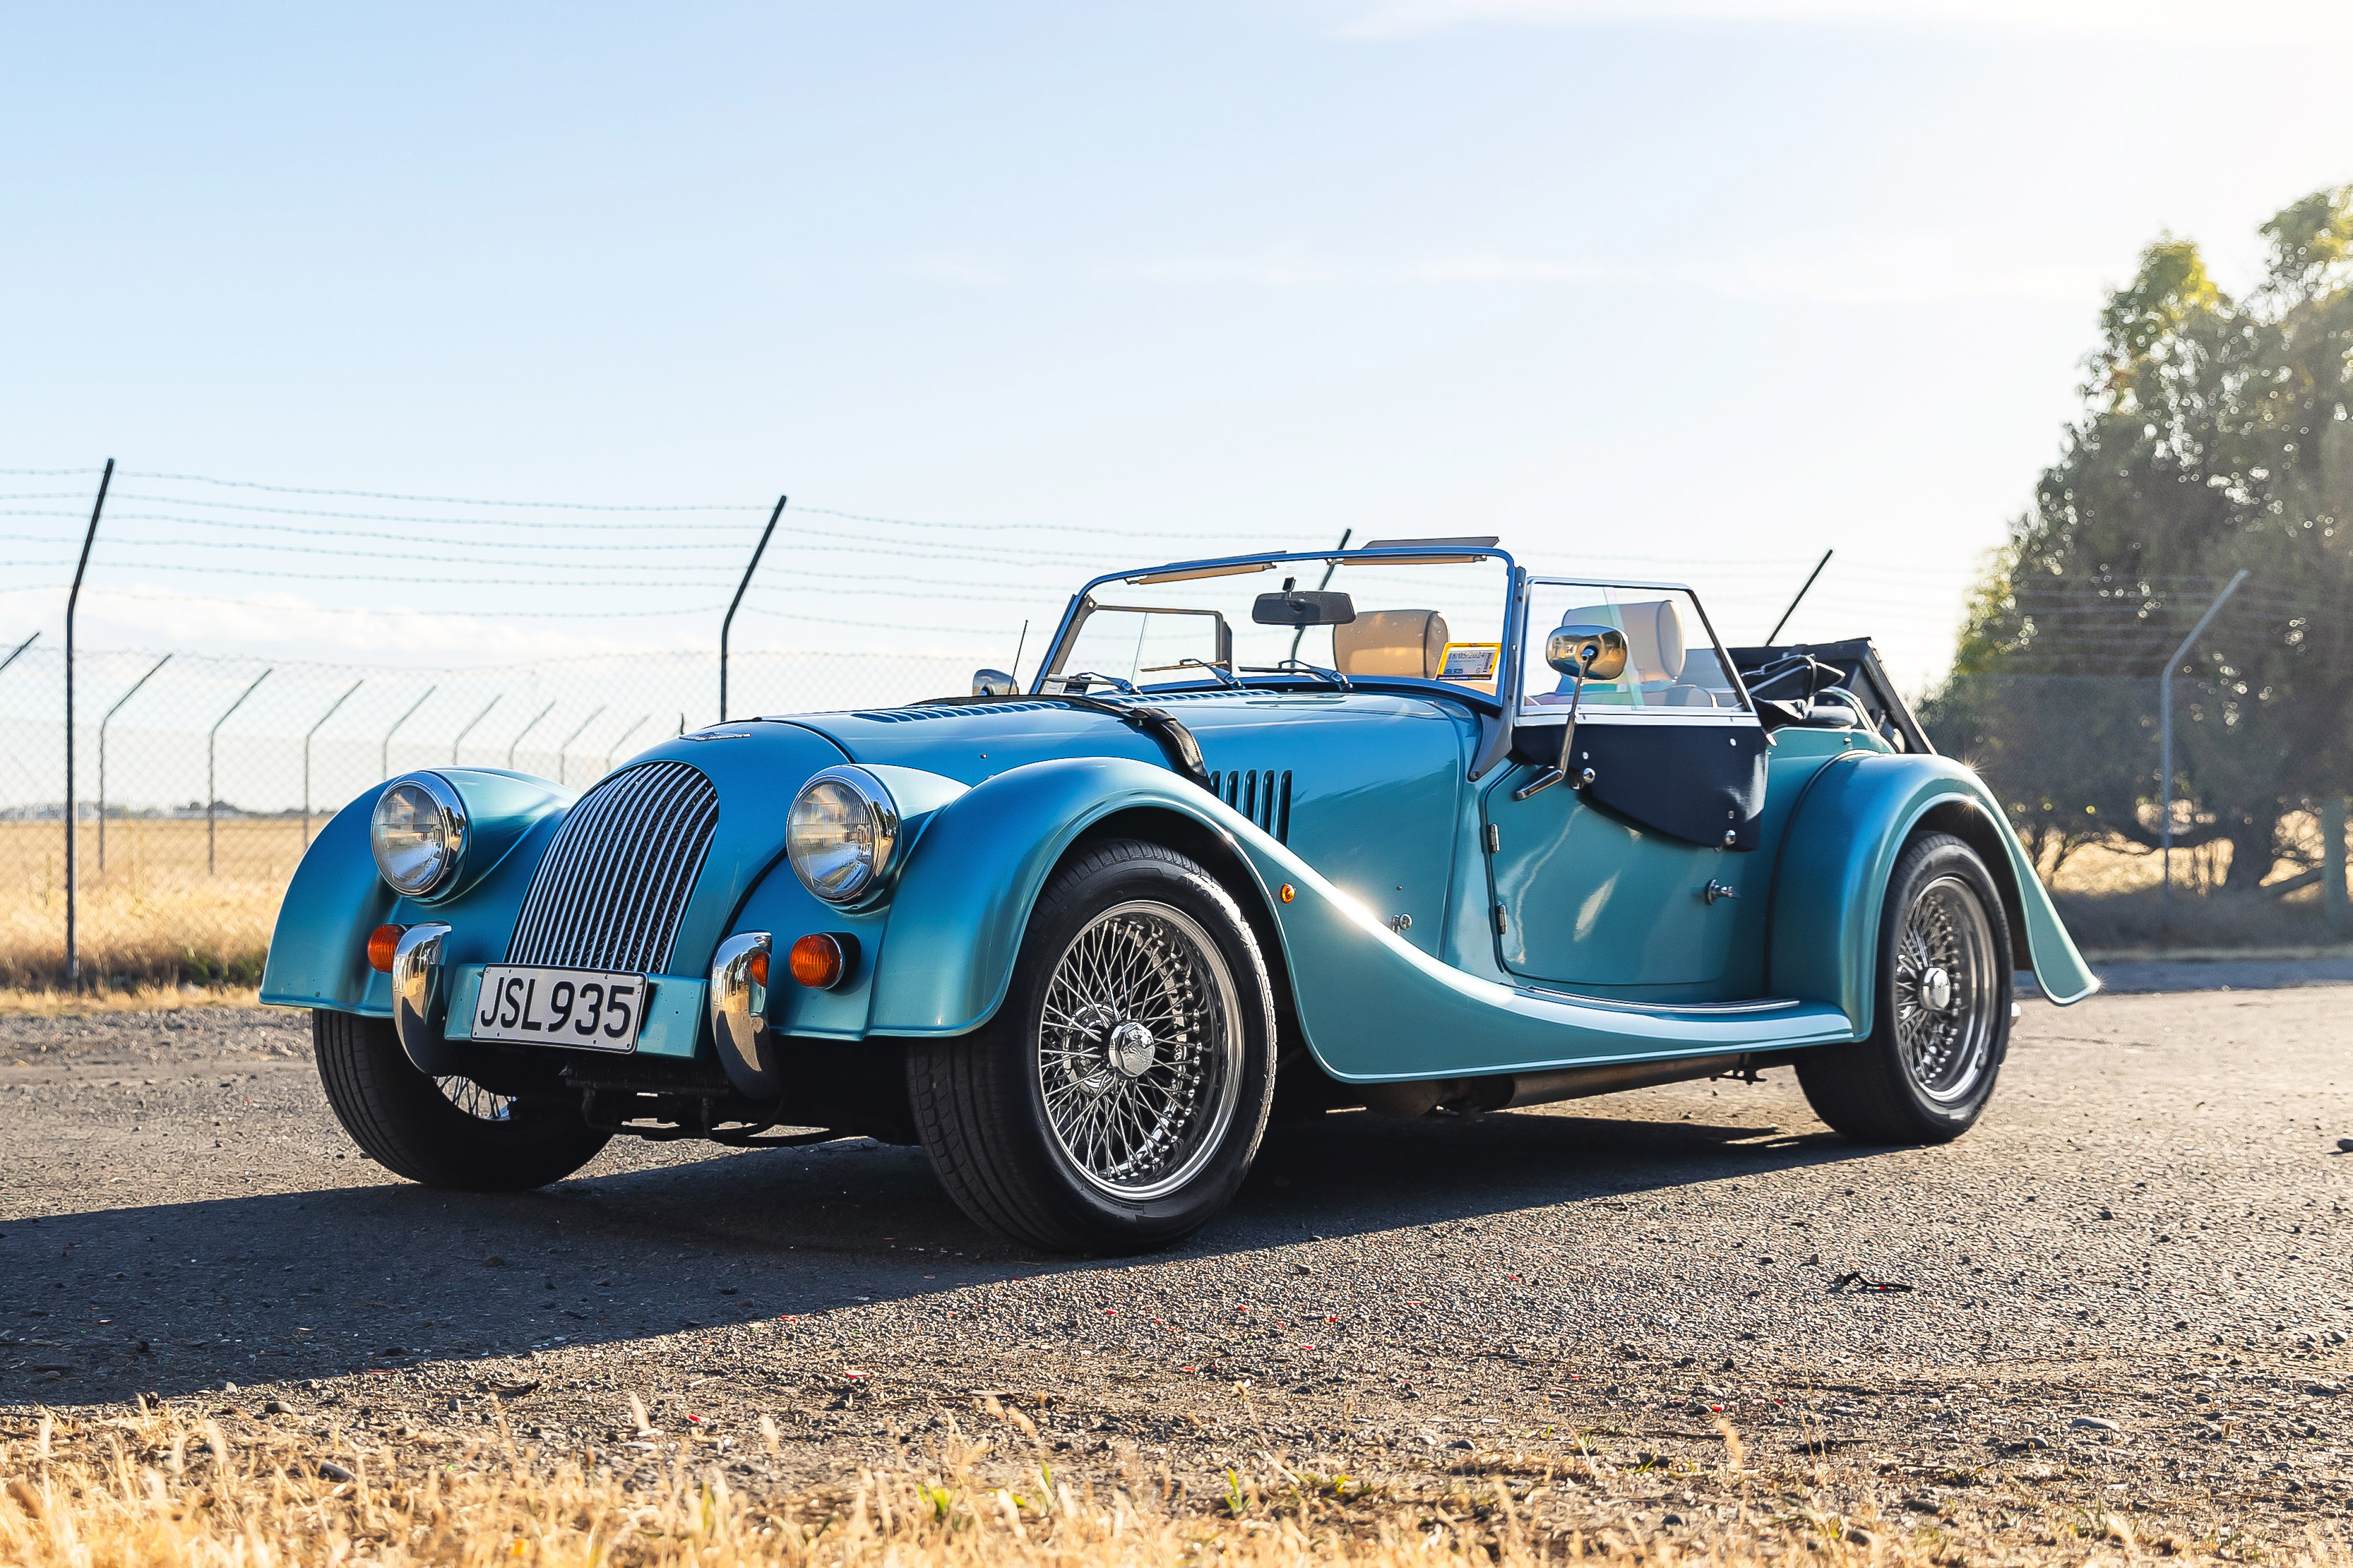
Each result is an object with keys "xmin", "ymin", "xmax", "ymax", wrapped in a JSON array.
[{"xmin": 1333, "ymin": 610, "xmax": 1450, "ymax": 678}]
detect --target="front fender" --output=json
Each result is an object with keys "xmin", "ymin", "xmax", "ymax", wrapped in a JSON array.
[
  {"xmin": 867, "ymin": 758, "xmax": 1237, "ymax": 1034},
  {"xmin": 260, "ymin": 770, "xmax": 571, "ymax": 1013},
  {"xmin": 1766, "ymin": 753, "xmax": 2097, "ymax": 1030}
]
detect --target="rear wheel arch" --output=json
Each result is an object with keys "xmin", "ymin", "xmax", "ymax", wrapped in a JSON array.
[{"xmin": 1909, "ymin": 797, "xmax": 2032, "ymax": 968}]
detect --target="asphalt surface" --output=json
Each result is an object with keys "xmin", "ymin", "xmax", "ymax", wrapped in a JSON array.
[{"xmin": 5, "ymin": 960, "xmax": 2351, "ymax": 1547}]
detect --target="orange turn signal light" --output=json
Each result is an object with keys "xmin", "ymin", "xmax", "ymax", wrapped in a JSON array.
[
  {"xmin": 365, "ymin": 924, "xmax": 406, "ymax": 973},
  {"xmin": 746, "ymin": 949, "xmax": 770, "ymax": 988},
  {"xmin": 787, "ymin": 932, "xmax": 859, "ymax": 990}
]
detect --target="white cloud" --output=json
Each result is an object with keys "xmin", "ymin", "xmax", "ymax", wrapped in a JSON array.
[{"xmin": 1321, "ymin": 0, "xmax": 2353, "ymax": 42}]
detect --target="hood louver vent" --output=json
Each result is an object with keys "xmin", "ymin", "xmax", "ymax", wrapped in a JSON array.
[
  {"xmin": 849, "ymin": 702, "xmax": 1064, "ymax": 724},
  {"xmin": 1208, "ymin": 769, "xmax": 1292, "ymax": 843}
]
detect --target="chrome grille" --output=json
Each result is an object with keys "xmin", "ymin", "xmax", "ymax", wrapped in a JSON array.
[{"xmin": 506, "ymin": 760, "xmax": 718, "ymax": 974}]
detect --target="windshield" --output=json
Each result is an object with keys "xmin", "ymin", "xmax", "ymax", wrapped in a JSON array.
[
  {"xmin": 1040, "ymin": 551, "xmax": 1511, "ymax": 697},
  {"xmin": 1519, "ymin": 581, "xmax": 1747, "ymax": 719}
]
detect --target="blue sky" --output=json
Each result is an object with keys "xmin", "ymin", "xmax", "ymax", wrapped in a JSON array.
[{"xmin": 6, "ymin": 0, "xmax": 2352, "ymax": 694}]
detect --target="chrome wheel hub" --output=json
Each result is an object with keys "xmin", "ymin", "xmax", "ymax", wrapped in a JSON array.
[
  {"xmin": 1893, "ymin": 875, "xmax": 1998, "ymax": 1105},
  {"xmin": 1037, "ymin": 902, "xmax": 1243, "ymax": 1200},
  {"xmin": 1919, "ymin": 965, "xmax": 1953, "ymax": 1012},
  {"xmin": 1107, "ymin": 1019, "xmax": 1159, "ymax": 1079}
]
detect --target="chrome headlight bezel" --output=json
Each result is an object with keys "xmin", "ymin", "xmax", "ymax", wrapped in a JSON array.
[
  {"xmin": 369, "ymin": 772, "xmax": 470, "ymax": 899},
  {"xmin": 786, "ymin": 765, "xmax": 901, "ymax": 905}
]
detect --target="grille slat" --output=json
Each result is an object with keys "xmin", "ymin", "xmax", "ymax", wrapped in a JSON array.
[{"xmin": 507, "ymin": 760, "xmax": 718, "ymax": 974}]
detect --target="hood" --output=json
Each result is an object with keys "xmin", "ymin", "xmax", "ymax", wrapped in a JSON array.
[{"xmin": 770, "ymin": 690, "xmax": 1467, "ymax": 786}]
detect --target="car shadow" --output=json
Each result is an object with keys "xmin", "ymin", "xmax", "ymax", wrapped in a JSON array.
[{"xmin": 3, "ymin": 1104, "xmax": 1876, "ymax": 1405}]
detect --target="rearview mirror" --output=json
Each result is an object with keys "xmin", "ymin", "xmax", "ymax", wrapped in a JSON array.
[
  {"xmin": 1251, "ymin": 590, "xmax": 1356, "ymax": 628},
  {"xmin": 1544, "ymin": 624, "xmax": 1628, "ymax": 681},
  {"xmin": 971, "ymin": 668, "xmax": 1015, "ymax": 697}
]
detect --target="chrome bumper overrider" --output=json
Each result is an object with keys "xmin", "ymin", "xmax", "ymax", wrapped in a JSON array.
[
  {"xmin": 709, "ymin": 931, "xmax": 775, "ymax": 1098},
  {"xmin": 390, "ymin": 922, "xmax": 459, "ymax": 1076}
]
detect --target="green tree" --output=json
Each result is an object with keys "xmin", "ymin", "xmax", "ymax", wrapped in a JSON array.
[{"xmin": 1927, "ymin": 186, "xmax": 2353, "ymax": 891}]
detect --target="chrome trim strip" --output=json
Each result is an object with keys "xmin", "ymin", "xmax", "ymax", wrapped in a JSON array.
[
  {"xmin": 391, "ymin": 922, "xmax": 458, "ymax": 1075},
  {"xmin": 1508, "ymin": 986, "xmax": 1803, "ymax": 1017},
  {"xmin": 709, "ymin": 931, "xmax": 775, "ymax": 1098}
]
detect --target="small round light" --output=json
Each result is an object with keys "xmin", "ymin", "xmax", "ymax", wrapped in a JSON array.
[
  {"xmin": 366, "ymin": 924, "xmax": 406, "ymax": 973},
  {"xmin": 789, "ymin": 933, "xmax": 850, "ymax": 989},
  {"xmin": 786, "ymin": 767, "xmax": 899, "ymax": 904},
  {"xmin": 369, "ymin": 774, "xmax": 467, "ymax": 898},
  {"xmin": 1279, "ymin": 883, "xmax": 1296, "ymax": 904}
]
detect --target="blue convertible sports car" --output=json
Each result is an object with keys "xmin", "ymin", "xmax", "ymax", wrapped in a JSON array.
[{"xmin": 263, "ymin": 540, "xmax": 2097, "ymax": 1252}]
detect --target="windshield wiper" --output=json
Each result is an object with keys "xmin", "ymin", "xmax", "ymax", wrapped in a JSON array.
[
  {"xmin": 1140, "ymin": 657, "xmax": 1246, "ymax": 690},
  {"xmin": 1239, "ymin": 659, "xmax": 1351, "ymax": 690},
  {"xmin": 1055, "ymin": 670, "xmax": 1138, "ymax": 695}
]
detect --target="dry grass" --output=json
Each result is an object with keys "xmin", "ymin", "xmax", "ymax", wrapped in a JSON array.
[
  {"xmin": 0, "ymin": 820, "xmax": 294, "ymax": 990},
  {"xmin": 0, "ymin": 983, "xmax": 262, "ymax": 1016},
  {"xmin": 4, "ymin": 1402, "xmax": 2325, "ymax": 1568}
]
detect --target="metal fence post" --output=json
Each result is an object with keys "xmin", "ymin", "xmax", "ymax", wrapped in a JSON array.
[
  {"xmin": 303, "ymin": 678, "xmax": 365, "ymax": 844},
  {"xmin": 382, "ymin": 686, "xmax": 436, "ymax": 779},
  {"xmin": 64, "ymin": 459, "xmax": 114, "ymax": 991},
  {"xmin": 554, "ymin": 705, "xmax": 606, "ymax": 786},
  {"xmin": 2325, "ymin": 794, "xmax": 2349, "ymax": 940},
  {"xmin": 451, "ymin": 696, "xmax": 501, "ymax": 765},
  {"xmin": 2158, "ymin": 570, "xmax": 2248, "ymax": 909},
  {"xmin": 722, "ymin": 495, "xmax": 787, "ymax": 723},
  {"xmin": 602, "ymin": 714, "xmax": 652, "ymax": 775},
  {"xmin": 506, "ymin": 700, "xmax": 556, "ymax": 771},
  {"xmin": 207, "ymin": 669, "xmax": 272, "ymax": 876},
  {"xmin": 98, "ymin": 653, "xmax": 172, "ymax": 874}
]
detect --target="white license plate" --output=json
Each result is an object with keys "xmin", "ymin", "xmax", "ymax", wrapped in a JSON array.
[{"xmin": 470, "ymin": 966, "xmax": 647, "ymax": 1051}]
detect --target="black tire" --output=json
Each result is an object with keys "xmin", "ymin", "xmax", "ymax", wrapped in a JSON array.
[
  {"xmin": 311, "ymin": 1009, "xmax": 611, "ymax": 1190},
  {"xmin": 1796, "ymin": 832, "xmax": 2014, "ymax": 1144},
  {"xmin": 906, "ymin": 839, "xmax": 1277, "ymax": 1253}
]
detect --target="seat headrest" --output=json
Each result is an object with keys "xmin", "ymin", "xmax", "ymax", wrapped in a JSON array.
[
  {"xmin": 1333, "ymin": 610, "xmax": 1450, "ymax": 678},
  {"xmin": 1554, "ymin": 599, "xmax": 1685, "ymax": 685}
]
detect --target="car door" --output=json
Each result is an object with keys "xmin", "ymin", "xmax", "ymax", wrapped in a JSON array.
[{"xmin": 1482, "ymin": 581, "xmax": 1766, "ymax": 991}]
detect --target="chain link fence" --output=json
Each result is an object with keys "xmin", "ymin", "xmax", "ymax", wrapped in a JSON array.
[
  {"xmin": 0, "ymin": 645, "xmax": 984, "ymax": 990},
  {"xmin": 5, "ymin": 634, "xmax": 2348, "ymax": 994},
  {"xmin": 1922, "ymin": 673, "xmax": 2351, "ymax": 951}
]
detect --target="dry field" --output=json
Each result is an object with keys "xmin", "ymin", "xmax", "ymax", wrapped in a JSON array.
[
  {"xmin": 8, "ymin": 1400, "xmax": 2334, "ymax": 1568},
  {"xmin": 0, "ymin": 819, "xmax": 299, "ymax": 990}
]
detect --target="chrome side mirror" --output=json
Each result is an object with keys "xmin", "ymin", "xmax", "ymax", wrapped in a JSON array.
[
  {"xmin": 972, "ymin": 668, "xmax": 1015, "ymax": 697},
  {"xmin": 1544, "ymin": 624, "xmax": 1628, "ymax": 681},
  {"xmin": 1515, "ymin": 625, "xmax": 1628, "ymax": 803}
]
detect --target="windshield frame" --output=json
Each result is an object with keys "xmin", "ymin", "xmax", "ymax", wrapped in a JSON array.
[
  {"xmin": 1513, "ymin": 574, "xmax": 1759, "ymax": 725},
  {"xmin": 1034, "ymin": 544, "xmax": 1523, "ymax": 710}
]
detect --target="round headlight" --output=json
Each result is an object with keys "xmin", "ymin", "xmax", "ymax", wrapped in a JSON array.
[
  {"xmin": 787, "ymin": 767, "xmax": 900, "ymax": 904},
  {"xmin": 370, "ymin": 774, "xmax": 467, "ymax": 898}
]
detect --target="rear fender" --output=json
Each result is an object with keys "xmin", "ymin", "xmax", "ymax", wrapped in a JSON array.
[{"xmin": 1765, "ymin": 753, "xmax": 2097, "ymax": 1029}]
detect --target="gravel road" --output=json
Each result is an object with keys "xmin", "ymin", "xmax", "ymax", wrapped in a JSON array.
[{"xmin": 6, "ymin": 966, "xmax": 2350, "ymax": 1550}]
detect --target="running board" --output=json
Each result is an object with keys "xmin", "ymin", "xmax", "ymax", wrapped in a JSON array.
[{"xmin": 1357, "ymin": 1050, "xmax": 1788, "ymax": 1118}]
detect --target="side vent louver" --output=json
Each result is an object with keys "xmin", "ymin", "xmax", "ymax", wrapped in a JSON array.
[{"xmin": 1205, "ymin": 769, "xmax": 1292, "ymax": 843}]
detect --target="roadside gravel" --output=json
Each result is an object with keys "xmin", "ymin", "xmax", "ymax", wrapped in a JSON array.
[{"xmin": 5, "ymin": 968, "xmax": 2349, "ymax": 1550}]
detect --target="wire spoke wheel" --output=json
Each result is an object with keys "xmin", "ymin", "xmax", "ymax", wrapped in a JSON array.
[
  {"xmin": 1035, "ymin": 900, "xmax": 1242, "ymax": 1200},
  {"xmin": 1892, "ymin": 873, "xmax": 1997, "ymax": 1105},
  {"xmin": 434, "ymin": 1075, "xmax": 514, "ymax": 1123}
]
